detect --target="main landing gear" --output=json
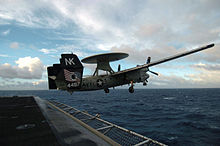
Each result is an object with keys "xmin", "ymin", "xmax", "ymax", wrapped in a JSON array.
[
  {"xmin": 129, "ymin": 81, "xmax": 134, "ymax": 93},
  {"xmin": 143, "ymin": 80, "xmax": 148, "ymax": 86},
  {"xmin": 104, "ymin": 88, "xmax": 109, "ymax": 93}
]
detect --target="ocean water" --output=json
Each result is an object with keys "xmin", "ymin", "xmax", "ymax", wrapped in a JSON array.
[{"xmin": 0, "ymin": 89, "xmax": 220, "ymax": 146}]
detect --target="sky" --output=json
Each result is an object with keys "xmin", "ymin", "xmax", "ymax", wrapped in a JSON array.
[{"xmin": 0, "ymin": 0, "xmax": 220, "ymax": 90}]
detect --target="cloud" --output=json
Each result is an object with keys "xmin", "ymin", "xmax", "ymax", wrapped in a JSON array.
[
  {"xmin": 111, "ymin": 44, "xmax": 188, "ymax": 64},
  {"xmin": 1, "ymin": 1, "xmax": 219, "ymax": 46},
  {"xmin": 202, "ymin": 43, "xmax": 220, "ymax": 63},
  {"xmin": 111, "ymin": 42, "xmax": 219, "ymax": 65},
  {"xmin": 32, "ymin": 80, "xmax": 47, "ymax": 86},
  {"xmin": 0, "ymin": 56, "xmax": 44, "ymax": 79},
  {"xmin": 0, "ymin": 0, "xmax": 64, "ymax": 28},
  {"xmin": 184, "ymin": 64, "xmax": 220, "ymax": 87},
  {"xmin": 40, "ymin": 48, "xmax": 57, "ymax": 54},
  {"xmin": 41, "ymin": 44, "xmax": 90, "ymax": 57},
  {"xmin": 0, "ymin": 79, "xmax": 47, "ymax": 90},
  {"xmin": 1, "ymin": 29, "xmax": 10, "ymax": 36},
  {"xmin": 10, "ymin": 42, "xmax": 19, "ymax": 49},
  {"xmin": 148, "ymin": 74, "xmax": 189, "ymax": 88},
  {"xmin": 97, "ymin": 44, "xmax": 112, "ymax": 51},
  {"xmin": 191, "ymin": 63, "xmax": 220, "ymax": 71},
  {"xmin": 135, "ymin": 24, "xmax": 164, "ymax": 38},
  {"xmin": 83, "ymin": 63, "xmax": 96, "ymax": 75},
  {"xmin": 148, "ymin": 73, "xmax": 220, "ymax": 88},
  {"xmin": 146, "ymin": 62, "xmax": 220, "ymax": 88},
  {"xmin": 0, "ymin": 54, "xmax": 9, "ymax": 57}
]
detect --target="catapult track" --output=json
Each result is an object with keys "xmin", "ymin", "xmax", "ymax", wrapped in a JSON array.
[{"xmin": 48, "ymin": 100, "xmax": 166, "ymax": 146}]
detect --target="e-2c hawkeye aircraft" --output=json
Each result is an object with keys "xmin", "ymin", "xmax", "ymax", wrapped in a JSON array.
[{"xmin": 47, "ymin": 43, "xmax": 214, "ymax": 93}]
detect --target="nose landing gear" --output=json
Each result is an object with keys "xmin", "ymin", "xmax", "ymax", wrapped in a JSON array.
[
  {"xmin": 143, "ymin": 80, "xmax": 148, "ymax": 86},
  {"xmin": 129, "ymin": 86, "xmax": 134, "ymax": 93}
]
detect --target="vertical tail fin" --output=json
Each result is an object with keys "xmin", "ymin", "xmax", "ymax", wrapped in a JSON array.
[
  {"xmin": 47, "ymin": 54, "xmax": 84, "ymax": 90},
  {"xmin": 47, "ymin": 64, "xmax": 61, "ymax": 89},
  {"xmin": 47, "ymin": 66, "xmax": 57, "ymax": 89},
  {"xmin": 59, "ymin": 54, "xmax": 83, "ymax": 89}
]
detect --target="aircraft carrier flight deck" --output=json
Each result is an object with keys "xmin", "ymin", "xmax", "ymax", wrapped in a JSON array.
[{"xmin": 0, "ymin": 96, "xmax": 166, "ymax": 146}]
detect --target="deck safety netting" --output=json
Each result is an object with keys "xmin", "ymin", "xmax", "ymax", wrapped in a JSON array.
[
  {"xmin": 49, "ymin": 100, "xmax": 166, "ymax": 146},
  {"xmin": 103, "ymin": 127, "xmax": 144, "ymax": 145}
]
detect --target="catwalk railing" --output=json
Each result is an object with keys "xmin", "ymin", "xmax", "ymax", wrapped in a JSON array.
[{"xmin": 48, "ymin": 100, "xmax": 166, "ymax": 146}]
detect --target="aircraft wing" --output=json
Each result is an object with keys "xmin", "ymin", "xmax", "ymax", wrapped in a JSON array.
[{"xmin": 112, "ymin": 43, "xmax": 215, "ymax": 76}]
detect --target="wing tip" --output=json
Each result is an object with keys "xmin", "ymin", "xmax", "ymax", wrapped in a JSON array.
[{"xmin": 207, "ymin": 43, "xmax": 215, "ymax": 48}]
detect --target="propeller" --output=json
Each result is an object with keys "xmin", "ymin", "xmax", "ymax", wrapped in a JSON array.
[{"xmin": 146, "ymin": 57, "xmax": 159, "ymax": 76}]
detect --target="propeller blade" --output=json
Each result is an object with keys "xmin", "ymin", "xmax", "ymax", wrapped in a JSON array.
[{"xmin": 149, "ymin": 70, "xmax": 159, "ymax": 76}]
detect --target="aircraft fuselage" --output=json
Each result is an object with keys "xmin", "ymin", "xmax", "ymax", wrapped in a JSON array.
[{"xmin": 55, "ymin": 68, "xmax": 149, "ymax": 92}]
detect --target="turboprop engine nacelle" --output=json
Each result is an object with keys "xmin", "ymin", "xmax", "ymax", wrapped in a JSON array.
[{"xmin": 126, "ymin": 68, "xmax": 149, "ymax": 83}]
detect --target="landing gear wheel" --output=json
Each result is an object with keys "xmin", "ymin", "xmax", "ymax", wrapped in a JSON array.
[
  {"xmin": 143, "ymin": 82, "xmax": 147, "ymax": 86},
  {"xmin": 104, "ymin": 88, "xmax": 109, "ymax": 93},
  {"xmin": 129, "ymin": 87, "xmax": 134, "ymax": 93}
]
